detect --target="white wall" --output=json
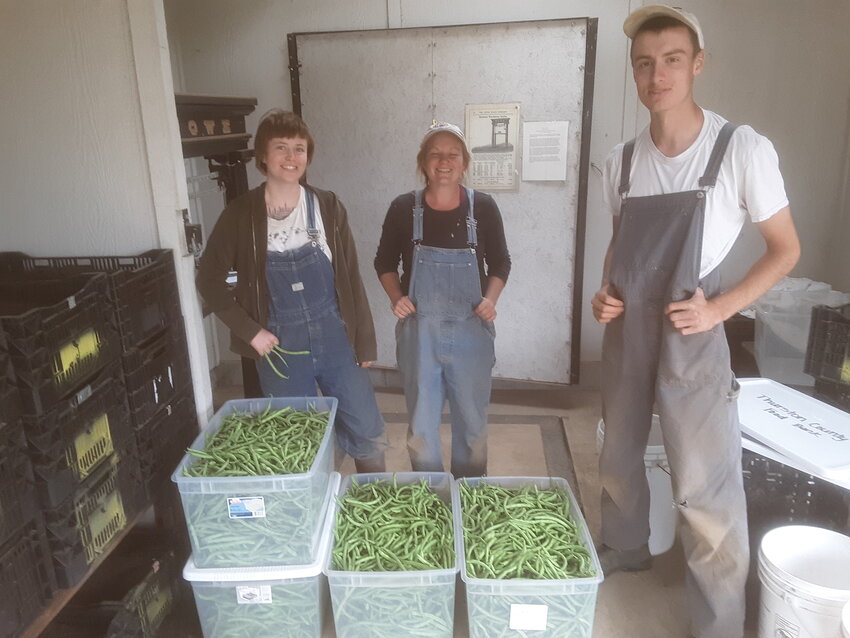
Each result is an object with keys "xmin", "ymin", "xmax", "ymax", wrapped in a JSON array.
[
  {"xmin": 0, "ymin": 1, "xmax": 158, "ymax": 254},
  {"xmin": 163, "ymin": 0, "xmax": 850, "ymax": 366},
  {"xmin": 0, "ymin": 0, "xmax": 214, "ymax": 422}
]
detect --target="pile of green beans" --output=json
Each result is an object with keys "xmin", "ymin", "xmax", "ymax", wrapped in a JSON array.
[
  {"xmin": 459, "ymin": 481, "xmax": 596, "ymax": 580},
  {"xmin": 332, "ymin": 477, "xmax": 454, "ymax": 572},
  {"xmin": 193, "ymin": 579, "xmax": 321, "ymax": 638},
  {"xmin": 184, "ymin": 404, "xmax": 329, "ymax": 477}
]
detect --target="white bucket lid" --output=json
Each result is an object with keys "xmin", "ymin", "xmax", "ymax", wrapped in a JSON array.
[{"xmin": 760, "ymin": 525, "xmax": 850, "ymax": 602}]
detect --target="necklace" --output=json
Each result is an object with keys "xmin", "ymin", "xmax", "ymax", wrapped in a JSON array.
[{"xmin": 266, "ymin": 202, "xmax": 296, "ymax": 220}]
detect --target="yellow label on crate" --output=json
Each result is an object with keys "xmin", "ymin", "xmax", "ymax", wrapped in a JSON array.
[
  {"xmin": 68, "ymin": 414, "xmax": 114, "ymax": 479},
  {"xmin": 83, "ymin": 489, "xmax": 127, "ymax": 564},
  {"xmin": 842, "ymin": 359, "xmax": 850, "ymax": 384},
  {"xmin": 54, "ymin": 329, "xmax": 102, "ymax": 384},
  {"xmin": 142, "ymin": 584, "xmax": 173, "ymax": 631}
]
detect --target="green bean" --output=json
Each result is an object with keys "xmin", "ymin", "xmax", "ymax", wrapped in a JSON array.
[{"xmin": 264, "ymin": 344, "xmax": 309, "ymax": 379}]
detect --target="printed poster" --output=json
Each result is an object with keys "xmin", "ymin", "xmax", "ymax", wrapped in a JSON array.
[{"xmin": 464, "ymin": 103, "xmax": 520, "ymax": 190}]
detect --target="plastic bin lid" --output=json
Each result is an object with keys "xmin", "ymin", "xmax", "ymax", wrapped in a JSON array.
[
  {"xmin": 738, "ymin": 378, "xmax": 850, "ymax": 489},
  {"xmin": 182, "ymin": 472, "xmax": 340, "ymax": 582}
]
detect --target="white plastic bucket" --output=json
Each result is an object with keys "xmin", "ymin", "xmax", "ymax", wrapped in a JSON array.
[
  {"xmin": 758, "ymin": 525, "xmax": 850, "ymax": 638},
  {"xmin": 843, "ymin": 600, "xmax": 850, "ymax": 638},
  {"xmin": 596, "ymin": 415, "xmax": 676, "ymax": 556}
]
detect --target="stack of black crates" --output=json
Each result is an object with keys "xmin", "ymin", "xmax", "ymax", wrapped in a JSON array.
[
  {"xmin": 0, "ymin": 324, "xmax": 57, "ymax": 636},
  {"xmin": 0, "ymin": 249, "xmax": 198, "ymax": 635}
]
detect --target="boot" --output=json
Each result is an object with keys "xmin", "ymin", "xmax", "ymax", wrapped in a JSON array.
[{"xmin": 596, "ymin": 543, "xmax": 652, "ymax": 576}]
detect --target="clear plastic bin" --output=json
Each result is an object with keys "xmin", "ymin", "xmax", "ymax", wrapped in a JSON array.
[
  {"xmin": 755, "ymin": 308, "xmax": 815, "ymax": 386},
  {"xmin": 324, "ymin": 472, "xmax": 458, "ymax": 638},
  {"xmin": 172, "ymin": 397, "xmax": 336, "ymax": 568},
  {"xmin": 184, "ymin": 473, "xmax": 339, "ymax": 638},
  {"xmin": 454, "ymin": 476, "xmax": 603, "ymax": 638}
]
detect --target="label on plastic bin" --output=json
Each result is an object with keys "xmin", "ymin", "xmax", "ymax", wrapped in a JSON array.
[
  {"xmin": 235, "ymin": 585, "xmax": 273, "ymax": 605},
  {"xmin": 509, "ymin": 604, "xmax": 548, "ymax": 631},
  {"xmin": 227, "ymin": 496, "xmax": 266, "ymax": 519}
]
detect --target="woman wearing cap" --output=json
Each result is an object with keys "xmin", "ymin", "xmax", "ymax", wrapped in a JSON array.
[
  {"xmin": 197, "ymin": 109, "xmax": 387, "ymax": 473},
  {"xmin": 375, "ymin": 122, "xmax": 511, "ymax": 478}
]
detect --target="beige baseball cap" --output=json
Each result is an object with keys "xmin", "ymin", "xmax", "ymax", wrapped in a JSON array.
[
  {"xmin": 623, "ymin": 4, "xmax": 704, "ymax": 50},
  {"xmin": 422, "ymin": 121, "xmax": 467, "ymax": 148}
]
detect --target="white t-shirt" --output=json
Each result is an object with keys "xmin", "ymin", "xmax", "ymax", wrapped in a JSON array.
[
  {"xmin": 266, "ymin": 186, "xmax": 332, "ymax": 262},
  {"xmin": 601, "ymin": 109, "xmax": 789, "ymax": 278}
]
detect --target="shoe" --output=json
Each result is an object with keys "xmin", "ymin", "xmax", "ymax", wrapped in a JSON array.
[{"xmin": 596, "ymin": 543, "xmax": 652, "ymax": 576}]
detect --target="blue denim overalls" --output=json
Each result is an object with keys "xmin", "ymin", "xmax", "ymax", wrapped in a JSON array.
[
  {"xmin": 600, "ymin": 123, "xmax": 748, "ymax": 638},
  {"xmin": 255, "ymin": 191, "xmax": 386, "ymax": 460},
  {"xmin": 396, "ymin": 187, "xmax": 496, "ymax": 478}
]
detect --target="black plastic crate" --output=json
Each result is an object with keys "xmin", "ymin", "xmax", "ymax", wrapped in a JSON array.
[
  {"xmin": 136, "ymin": 392, "xmax": 198, "ymax": 498},
  {"xmin": 0, "ymin": 516, "xmax": 58, "ymax": 637},
  {"xmin": 805, "ymin": 303, "xmax": 850, "ymax": 385},
  {"xmin": 0, "ymin": 347, "xmax": 21, "ymax": 428},
  {"xmin": 123, "ymin": 329, "xmax": 192, "ymax": 430},
  {"xmin": 22, "ymin": 360, "xmax": 134, "ymax": 507},
  {"xmin": 104, "ymin": 550, "xmax": 182, "ymax": 638},
  {"xmin": 0, "ymin": 273, "xmax": 121, "ymax": 414},
  {"xmin": 0, "ymin": 250, "xmax": 181, "ymax": 352},
  {"xmin": 743, "ymin": 448, "xmax": 849, "ymax": 533},
  {"xmin": 814, "ymin": 377, "xmax": 850, "ymax": 413},
  {"xmin": 0, "ymin": 418, "xmax": 37, "ymax": 548},
  {"xmin": 44, "ymin": 455, "xmax": 148, "ymax": 589}
]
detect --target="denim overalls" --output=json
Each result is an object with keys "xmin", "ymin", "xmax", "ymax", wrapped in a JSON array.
[
  {"xmin": 255, "ymin": 191, "xmax": 386, "ymax": 460},
  {"xmin": 396, "ymin": 187, "xmax": 496, "ymax": 478},
  {"xmin": 600, "ymin": 123, "xmax": 749, "ymax": 638}
]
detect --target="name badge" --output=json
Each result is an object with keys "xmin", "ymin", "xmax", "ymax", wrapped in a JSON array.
[{"xmin": 292, "ymin": 282, "xmax": 305, "ymax": 292}]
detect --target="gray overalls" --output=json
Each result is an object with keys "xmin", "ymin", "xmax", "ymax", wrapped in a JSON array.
[{"xmin": 600, "ymin": 123, "xmax": 749, "ymax": 638}]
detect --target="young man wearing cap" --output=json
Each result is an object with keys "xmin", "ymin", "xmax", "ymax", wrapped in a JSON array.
[{"xmin": 592, "ymin": 5, "xmax": 800, "ymax": 637}]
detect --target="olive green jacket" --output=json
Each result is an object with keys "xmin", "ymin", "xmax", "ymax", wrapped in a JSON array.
[{"xmin": 196, "ymin": 183, "xmax": 378, "ymax": 362}]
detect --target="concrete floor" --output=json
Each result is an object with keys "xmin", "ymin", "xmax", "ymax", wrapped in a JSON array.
[{"xmin": 185, "ymin": 379, "xmax": 760, "ymax": 638}]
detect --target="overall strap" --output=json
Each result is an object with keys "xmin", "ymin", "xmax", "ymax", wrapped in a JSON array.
[
  {"xmin": 464, "ymin": 186, "xmax": 478, "ymax": 248},
  {"xmin": 304, "ymin": 187, "xmax": 320, "ymax": 241},
  {"xmin": 698, "ymin": 122, "xmax": 738, "ymax": 188},
  {"xmin": 412, "ymin": 189, "xmax": 424, "ymax": 244},
  {"xmin": 618, "ymin": 140, "xmax": 636, "ymax": 197}
]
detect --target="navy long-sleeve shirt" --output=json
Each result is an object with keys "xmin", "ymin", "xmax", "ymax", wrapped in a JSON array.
[{"xmin": 374, "ymin": 189, "xmax": 511, "ymax": 296}]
